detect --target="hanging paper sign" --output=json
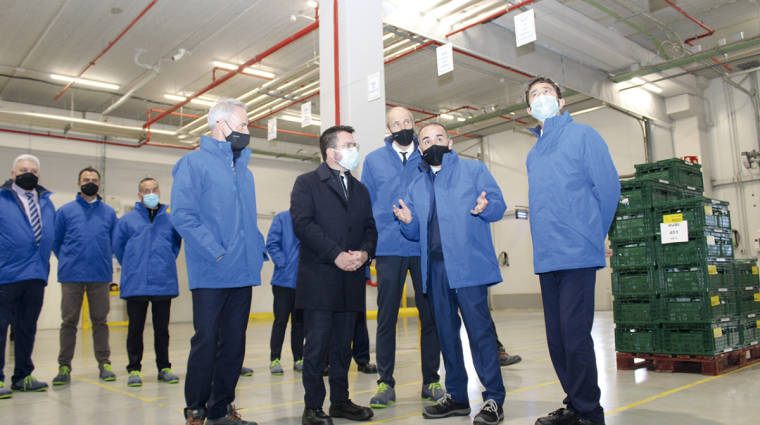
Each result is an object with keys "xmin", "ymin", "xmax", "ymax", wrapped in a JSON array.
[
  {"xmin": 301, "ymin": 102, "xmax": 312, "ymax": 128},
  {"xmin": 436, "ymin": 43, "xmax": 454, "ymax": 76},
  {"xmin": 514, "ymin": 9, "xmax": 537, "ymax": 47},
  {"xmin": 267, "ymin": 118, "xmax": 277, "ymax": 141}
]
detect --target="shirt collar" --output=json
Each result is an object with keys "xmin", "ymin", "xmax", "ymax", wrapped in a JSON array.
[
  {"xmin": 391, "ymin": 142, "xmax": 415, "ymax": 155},
  {"xmin": 11, "ymin": 182, "xmax": 36, "ymax": 199}
]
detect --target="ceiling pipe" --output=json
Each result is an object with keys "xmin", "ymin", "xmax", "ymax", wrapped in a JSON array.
[
  {"xmin": 212, "ymin": 66, "xmax": 273, "ymax": 82},
  {"xmin": 445, "ymin": 0, "xmax": 537, "ymax": 39},
  {"xmin": 144, "ymin": 20, "xmax": 320, "ymax": 128},
  {"xmin": 248, "ymin": 123, "xmax": 318, "ymax": 139},
  {"xmin": 0, "ymin": 127, "xmax": 189, "ymax": 150},
  {"xmin": 102, "ymin": 67, "xmax": 159, "ymax": 116},
  {"xmin": 661, "ymin": 0, "xmax": 731, "ymax": 72},
  {"xmin": 54, "ymin": 0, "xmax": 158, "ymax": 100},
  {"xmin": 249, "ymin": 91, "xmax": 320, "ymax": 124}
]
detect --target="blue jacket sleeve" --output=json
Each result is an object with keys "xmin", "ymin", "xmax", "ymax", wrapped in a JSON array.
[
  {"xmin": 172, "ymin": 228, "xmax": 182, "ymax": 258},
  {"xmin": 170, "ymin": 157, "xmax": 226, "ymax": 261},
  {"xmin": 360, "ymin": 158, "xmax": 377, "ymax": 204},
  {"xmin": 474, "ymin": 162, "xmax": 507, "ymax": 223},
  {"xmin": 398, "ymin": 192, "xmax": 420, "ymax": 242},
  {"xmin": 584, "ymin": 128, "xmax": 621, "ymax": 237},
  {"xmin": 266, "ymin": 214, "xmax": 287, "ymax": 267},
  {"xmin": 111, "ymin": 217, "xmax": 128, "ymax": 265},
  {"xmin": 53, "ymin": 208, "xmax": 66, "ymax": 258}
]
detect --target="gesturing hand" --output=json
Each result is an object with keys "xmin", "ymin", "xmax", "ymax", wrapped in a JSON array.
[
  {"xmin": 470, "ymin": 191, "xmax": 488, "ymax": 215},
  {"xmin": 392, "ymin": 199, "xmax": 413, "ymax": 224}
]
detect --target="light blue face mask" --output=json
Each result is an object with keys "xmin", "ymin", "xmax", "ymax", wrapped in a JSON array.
[
  {"xmin": 337, "ymin": 147, "xmax": 359, "ymax": 170},
  {"xmin": 529, "ymin": 94, "xmax": 560, "ymax": 122},
  {"xmin": 142, "ymin": 193, "xmax": 159, "ymax": 209}
]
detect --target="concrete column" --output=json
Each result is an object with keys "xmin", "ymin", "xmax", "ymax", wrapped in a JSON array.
[
  {"xmin": 319, "ymin": 0, "xmax": 387, "ymax": 171},
  {"xmin": 666, "ymin": 94, "xmax": 714, "ymax": 194}
]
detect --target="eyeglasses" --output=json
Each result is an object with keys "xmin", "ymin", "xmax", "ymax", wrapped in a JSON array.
[{"xmin": 335, "ymin": 142, "xmax": 359, "ymax": 150}]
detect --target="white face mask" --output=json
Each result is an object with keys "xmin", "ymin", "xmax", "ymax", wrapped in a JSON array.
[
  {"xmin": 336, "ymin": 147, "xmax": 359, "ymax": 170},
  {"xmin": 529, "ymin": 94, "xmax": 560, "ymax": 122}
]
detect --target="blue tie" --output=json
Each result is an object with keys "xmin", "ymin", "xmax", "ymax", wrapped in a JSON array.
[{"xmin": 25, "ymin": 192, "xmax": 42, "ymax": 244}]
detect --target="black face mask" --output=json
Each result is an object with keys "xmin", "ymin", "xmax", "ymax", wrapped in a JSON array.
[
  {"xmin": 15, "ymin": 172, "xmax": 38, "ymax": 191},
  {"xmin": 392, "ymin": 128, "xmax": 415, "ymax": 147},
  {"xmin": 224, "ymin": 121, "xmax": 250, "ymax": 151},
  {"xmin": 81, "ymin": 182, "xmax": 99, "ymax": 197},
  {"xmin": 422, "ymin": 145, "xmax": 450, "ymax": 167}
]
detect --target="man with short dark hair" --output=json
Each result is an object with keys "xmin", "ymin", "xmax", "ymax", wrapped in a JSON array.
[
  {"xmin": 291, "ymin": 125, "xmax": 377, "ymax": 425},
  {"xmin": 0, "ymin": 154, "xmax": 55, "ymax": 396},
  {"xmin": 112, "ymin": 177, "xmax": 182, "ymax": 387},
  {"xmin": 524, "ymin": 76, "xmax": 619, "ymax": 425},
  {"xmin": 53, "ymin": 166, "xmax": 117, "ymax": 385}
]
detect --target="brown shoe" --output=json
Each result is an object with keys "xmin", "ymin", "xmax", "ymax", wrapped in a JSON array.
[
  {"xmin": 184, "ymin": 408, "xmax": 205, "ymax": 425},
  {"xmin": 499, "ymin": 351, "xmax": 522, "ymax": 366}
]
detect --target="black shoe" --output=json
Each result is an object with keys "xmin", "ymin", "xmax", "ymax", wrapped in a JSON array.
[
  {"xmin": 498, "ymin": 351, "xmax": 522, "ymax": 367},
  {"xmin": 422, "ymin": 393, "xmax": 470, "ymax": 419},
  {"xmin": 329, "ymin": 399, "xmax": 374, "ymax": 421},
  {"xmin": 473, "ymin": 399, "xmax": 504, "ymax": 425},
  {"xmin": 535, "ymin": 408, "xmax": 578, "ymax": 425},
  {"xmin": 356, "ymin": 362, "xmax": 378, "ymax": 374},
  {"xmin": 302, "ymin": 408, "xmax": 333, "ymax": 425},
  {"xmin": 576, "ymin": 419, "xmax": 605, "ymax": 425},
  {"xmin": 184, "ymin": 408, "xmax": 206, "ymax": 425}
]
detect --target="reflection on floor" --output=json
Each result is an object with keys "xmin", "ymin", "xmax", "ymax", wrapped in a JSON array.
[{"xmin": 2, "ymin": 310, "xmax": 758, "ymax": 424}]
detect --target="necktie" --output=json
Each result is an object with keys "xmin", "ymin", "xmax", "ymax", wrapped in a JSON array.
[
  {"xmin": 401, "ymin": 151, "xmax": 407, "ymax": 166},
  {"xmin": 340, "ymin": 174, "xmax": 349, "ymax": 200},
  {"xmin": 26, "ymin": 192, "xmax": 42, "ymax": 244}
]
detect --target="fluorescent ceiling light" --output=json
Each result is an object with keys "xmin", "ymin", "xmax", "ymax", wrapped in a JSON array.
[
  {"xmin": 440, "ymin": 113, "xmax": 454, "ymax": 120},
  {"xmin": 213, "ymin": 61, "xmax": 275, "ymax": 79},
  {"xmin": 382, "ymin": 33, "xmax": 395, "ymax": 41},
  {"xmin": 279, "ymin": 114, "xmax": 321, "ymax": 126},
  {"xmin": 456, "ymin": 117, "xmax": 466, "ymax": 122},
  {"xmin": 190, "ymin": 98, "xmax": 216, "ymax": 107},
  {"xmin": 165, "ymin": 94, "xmax": 217, "ymax": 107},
  {"xmin": 631, "ymin": 77, "xmax": 646, "ymax": 85},
  {"xmin": 50, "ymin": 74, "xmax": 119, "ymax": 90},
  {"xmin": 18, "ymin": 111, "xmax": 176, "ymax": 135},
  {"xmin": 164, "ymin": 94, "xmax": 187, "ymax": 102},
  {"xmin": 384, "ymin": 40, "xmax": 410, "ymax": 52},
  {"xmin": 643, "ymin": 83, "xmax": 663, "ymax": 94},
  {"xmin": 306, "ymin": 0, "xmax": 318, "ymax": 8}
]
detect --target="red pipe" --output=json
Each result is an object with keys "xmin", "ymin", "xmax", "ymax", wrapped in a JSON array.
[
  {"xmin": 662, "ymin": 0, "xmax": 731, "ymax": 71},
  {"xmin": 248, "ymin": 91, "xmax": 320, "ymax": 124},
  {"xmin": 212, "ymin": 67, "xmax": 274, "ymax": 82},
  {"xmin": 0, "ymin": 127, "xmax": 195, "ymax": 150},
  {"xmin": 148, "ymin": 109, "xmax": 201, "ymax": 119},
  {"xmin": 145, "ymin": 20, "xmax": 320, "ymax": 128},
  {"xmin": 248, "ymin": 123, "xmax": 318, "ymax": 138},
  {"xmin": 54, "ymin": 0, "xmax": 158, "ymax": 100},
  {"xmin": 445, "ymin": 0, "xmax": 537, "ymax": 39},
  {"xmin": 416, "ymin": 105, "xmax": 480, "ymax": 123},
  {"xmin": 333, "ymin": 0, "xmax": 341, "ymax": 125}
]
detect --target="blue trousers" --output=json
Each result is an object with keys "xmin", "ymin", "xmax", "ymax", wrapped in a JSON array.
[
  {"xmin": 375, "ymin": 255, "xmax": 440, "ymax": 387},
  {"xmin": 302, "ymin": 309, "xmax": 355, "ymax": 409},
  {"xmin": 0, "ymin": 280, "xmax": 44, "ymax": 383},
  {"xmin": 428, "ymin": 260, "xmax": 505, "ymax": 405},
  {"xmin": 539, "ymin": 268, "xmax": 603, "ymax": 423},
  {"xmin": 184, "ymin": 286, "xmax": 251, "ymax": 419}
]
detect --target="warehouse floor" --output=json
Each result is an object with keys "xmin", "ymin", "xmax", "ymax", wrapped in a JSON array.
[{"xmin": 2, "ymin": 310, "xmax": 757, "ymax": 424}]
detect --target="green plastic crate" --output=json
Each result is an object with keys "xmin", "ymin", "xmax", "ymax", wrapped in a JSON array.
[
  {"xmin": 613, "ymin": 295, "xmax": 659, "ymax": 324},
  {"xmin": 635, "ymin": 158, "xmax": 704, "ymax": 190},
  {"xmin": 609, "ymin": 209, "xmax": 655, "ymax": 241},
  {"xmin": 654, "ymin": 198, "xmax": 731, "ymax": 233},
  {"xmin": 734, "ymin": 259, "xmax": 759, "ymax": 288},
  {"xmin": 611, "ymin": 239, "xmax": 657, "ymax": 269},
  {"xmin": 740, "ymin": 319, "xmax": 760, "ymax": 347},
  {"xmin": 660, "ymin": 321, "xmax": 740, "ymax": 356},
  {"xmin": 737, "ymin": 286, "xmax": 760, "ymax": 319},
  {"xmin": 618, "ymin": 179, "xmax": 685, "ymax": 210},
  {"xmin": 657, "ymin": 228, "xmax": 733, "ymax": 266},
  {"xmin": 612, "ymin": 268, "xmax": 659, "ymax": 296},
  {"xmin": 660, "ymin": 289, "xmax": 736, "ymax": 323},
  {"xmin": 659, "ymin": 260, "xmax": 734, "ymax": 293},
  {"xmin": 615, "ymin": 323, "xmax": 660, "ymax": 353}
]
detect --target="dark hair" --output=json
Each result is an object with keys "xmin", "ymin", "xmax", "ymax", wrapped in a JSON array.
[
  {"xmin": 138, "ymin": 177, "xmax": 158, "ymax": 192},
  {"xmin": 525, "ymin": 76, "xmax": 562, "ymax": 105},
  {"xmin": 78, "ymin": 166, "xmax": 101, "ymax": 182},
  {"xmin": 319, "ymin": 125, "xmax": 355, "ymax": 161}
]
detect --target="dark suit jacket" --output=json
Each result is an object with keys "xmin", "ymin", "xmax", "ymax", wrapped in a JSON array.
[{"xmin": 290, "ymin": 162, "xmax": 377, "ymax": 312}]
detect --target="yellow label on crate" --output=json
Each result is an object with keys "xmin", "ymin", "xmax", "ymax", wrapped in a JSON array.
[
  {"xmin": 713, "ymin": 327, "xmax": 723, "ymax": 338},
  {"xmin": 757, "ymin": 320, "xmax": 760, "ymax": 329},
  {"xmin": 708, "ymin": 265, "xmax": 718, "ymax": 275},
  {"xmin": 755, "ymin": 293, "xmax": 760, "ymax": 302},
  {"xmin": 711, "ymin": 295, "xmax": 721, "ymax": 306},
  {"xmin": 704, "ymin": 205, "xmax": 713, "ymax": 216},
  {"xmin": 663, "ymin": 213, "xmax": 683, "ymax": 223},
  {"xmin": 753, "ymin": 266, "xmax": 759, "ymax": 275}
]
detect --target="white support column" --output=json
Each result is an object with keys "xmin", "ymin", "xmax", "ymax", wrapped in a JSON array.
[{"xmin": 666, "ymin": 94, "xmax": 714, "ymax": 194}]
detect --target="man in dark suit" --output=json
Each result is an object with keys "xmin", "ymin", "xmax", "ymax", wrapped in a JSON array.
[{"xmin": 291, "ymin": 125, "xmax": 378, "ymax": 425}]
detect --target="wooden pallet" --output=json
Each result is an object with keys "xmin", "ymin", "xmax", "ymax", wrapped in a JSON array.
[{"xmin": 616, "ymin": 344, "xmax": 760, "ymax": 376}]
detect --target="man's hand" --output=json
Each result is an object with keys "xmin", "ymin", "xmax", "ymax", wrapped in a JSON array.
[
  {"xmin": 334, "ymin": 252, "xmax": 355, "ymax": 271},
  {"xmin": 347, "ymin": 250, "xmax": 368, "ymax": 270},
  {"xmin": 393, "ymin": 199, "xmax": 413, "ymax": 224},
  {"xmin": 470, "ymin": 191, "xmax": 488, "ymax": 215}
]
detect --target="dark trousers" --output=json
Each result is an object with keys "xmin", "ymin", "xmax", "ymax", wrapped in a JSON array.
[
  {"xmin": 270, "ymin": 286, "xmax": 304, "ymax": 361},
  {"xmin": 0, "ymin": 280, "xmax": 44, "ymax": 383},
  {"xmin": 375, "ymin": 255, "xmax": 440, "ymax": 386},
  {"xmin": 539, "ymin": 268, "xmax": 603, "ymax": 423},
  {"xmin": 351, "ymin": 311, "xmax": 369, "ymax": 365},
  {"xmin": 185, "ymin": 287, "xmax": 251, "ymax": 420},
  {"xmin": 428, "ymin": 260, "xmax": 505, "ymax": 405},
  {"xmin": 302, "ymin": 309, "xmax": 356, "ymax": 409},
  {"xmin": 126, "ymin": 298, "xmax": 172, "ymax": 372},
  {"xmin": 58, "ymin": 282, "xmax": 111, "ymax": 368}
]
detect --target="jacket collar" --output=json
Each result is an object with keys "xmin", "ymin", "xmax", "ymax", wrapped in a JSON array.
[
  {"xmin": 529, "ymin": 110, "xmax": 572, "ymax": 138},
  {"xmin": 76, "ymin": 192, "xmax": 101, "ymax": 207},
  {"xmin": 200, "ymin": 135, "xmax": 252, "ymax": 167},
  {"xmin": 317, "ymin": 162, "xmax": 350, "ymax": 205},
  {"xmin": 2, "ymin": 179, "xmax": 52, "ymax": 198},
  {"xmin": 417, "ymin": 149, "xmax": 459, "ymax": 174}
]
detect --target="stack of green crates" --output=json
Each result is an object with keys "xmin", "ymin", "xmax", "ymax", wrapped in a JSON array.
[
  {"xmin": 734, "ymin": 259, "xmax": 760, "ymax": 347},
  {"xmin": 611, "ymin": 158, "xmax": 742, "ymax": 356}
]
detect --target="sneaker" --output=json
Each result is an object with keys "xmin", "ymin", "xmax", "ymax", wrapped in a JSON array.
[
  {"xmin": 329, "ymin": 399, "xmax": 373, "ymax": 421},
  {"xmin": 52, "ymin": 365, "xmax": 71, "ymax": 386},
  {"xmin": 294, "ymin": 359, "xmax": 304, "ymax": 373},
  {"xmin": 240, "ymin": 366, "xmax": 253, "ymax": 377},
  {"xmin": 369, "ymin": 382, "xmax": 396, "ymax": 408},
  {"xmin": 127, "ymin": 371, "xmax": 143, "ymax": 387},
  {"xmin": 357, "ymin": 362, "xmax": 378, "ymax": 374},
  {"xmin": 0, "ymin": 382, "xmax": 12, "ymax": 399},
  {"xmin": 99, "ymin": 364, "xmax": 116, "ymax": 381},
  {"xmin": 206, "ymin": 404, "xmax": 257, "ymax": 425},
  {"xmin": 270, "ymin": 359, "xmax": 284, "ymax": 375},
  {"xmin": 473, "ymin": 399, "xmax": 504, "ymax": 425},
  {"xmin": 11, "ymin": 375, "xmax": 48, "ymax": 392},
  {"xmin": 535, "ymin": 408, "xmax": 578, "ymax": 425},
  {"xmin": 158, "ymin": 368, "xmax": 179, "ymax": 384},
  {"xmin": 422, "ymin": 393, "xmax": 470, "ymax": 419},
  {"xmin": 421, "ymin": 381, "xmax": 445, "ymax": 401}
]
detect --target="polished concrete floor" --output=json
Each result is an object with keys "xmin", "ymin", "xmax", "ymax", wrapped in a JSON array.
[{"xmin": 1, "ymin": 310, "xmax": 757, "ymax": 424}]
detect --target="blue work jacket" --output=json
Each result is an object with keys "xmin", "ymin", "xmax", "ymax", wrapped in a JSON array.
[{"xmin": 266, "ymin": 210, "xmax": 300, "ymax": 288}]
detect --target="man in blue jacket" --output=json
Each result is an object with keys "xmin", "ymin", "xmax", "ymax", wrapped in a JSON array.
[
  {"xmin": 266, "ymin": 210, "xmax": 304, "ymax": 375},
  {"xmin": 0, "ymin": 154, "xmax": 55, "ymax": 397},
  {"xmin": 52, "ymin": 166, "xmax": 117, "ymax": 385},
  {"xmin": 172, "ymin": 98, "xmax": 266, "ymax": 425},
  {"xmin": 393, "ymin": 123, "xmax": 507, "ymax": 425},
  {"xmin": 112, "ymin": 177, "xmax": 182, "ymax": 387},
  {"xmin": 525, "ymin": 77, "xmax": 619, "ymax": 425},
  {"xmin": 361, "ymin": 106, "xmax": 442, "ymax": 407}
]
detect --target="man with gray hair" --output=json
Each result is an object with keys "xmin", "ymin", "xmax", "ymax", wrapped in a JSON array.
[
  {"xmin": 0, "ymin": 154, "xmax": 55, "ymax": 397},
  {"xmin": 172, "ymin": 98, "xmax": 266, "ymax": 425}
]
